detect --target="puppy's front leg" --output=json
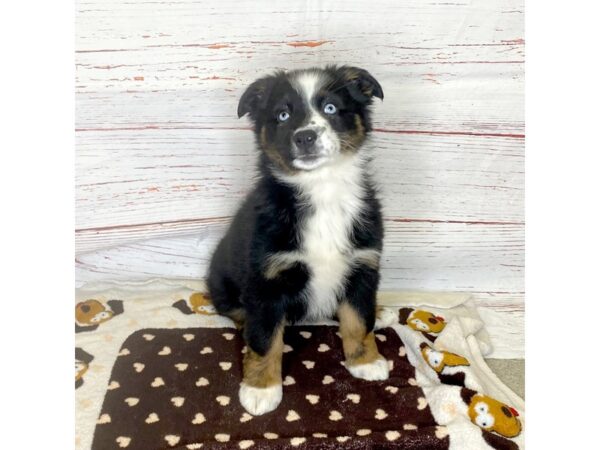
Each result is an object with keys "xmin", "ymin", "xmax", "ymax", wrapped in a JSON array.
[
  {"xmin": 239, "ymin": 317, "xmax": 285, "ymax": 416},
  {"xmin": 338, "ymin": 264, "xmax": 389, "ymax": 381}
]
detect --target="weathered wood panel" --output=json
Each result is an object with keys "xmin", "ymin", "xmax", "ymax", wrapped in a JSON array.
[
  {"xmin": 76, "ymin": 221, "xmax": 524, "ymax": 292},
  {"xmin": 75, "ymin": 0, "xmax": 525, "ymax": 355},
  {"xmin": 76, "ymin": 130, "xmax": 523, "ymax": 251}
]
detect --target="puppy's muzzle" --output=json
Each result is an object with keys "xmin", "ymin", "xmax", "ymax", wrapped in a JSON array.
[{"xmin": 293, "ymin": 129, "xmax": 318, "ymax": 156}]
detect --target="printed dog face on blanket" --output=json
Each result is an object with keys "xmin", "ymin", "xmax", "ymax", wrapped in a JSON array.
[
  {"xmin": 75, "ymin": 347, "xmax": 94, "ymax": 389},
  {"xmin": 400, "ymin": 308, "xmax": 446, "ymax": 334},
  {"xmin": 462, "ymin": 389, "xmax": 522, "ymax": 438},
  {"xmin": 75, "ymin": 299, "xmax": 124, "ymax": 333},
  {"xmin": 207, "ymin": 66, "xmax": 387, "ymax": 415},
  {"xmin": 420, "ymin": 342, "xmax": 470, "ymax": 373},
  {"xmin": 172, "ymin": 292, "xmax": 217, "ymax": 316}
]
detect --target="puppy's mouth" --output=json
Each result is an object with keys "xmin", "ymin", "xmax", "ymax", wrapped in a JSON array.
[{"xmin": 292, "ymin": 154, "xmax": 329, "ymax": 171}]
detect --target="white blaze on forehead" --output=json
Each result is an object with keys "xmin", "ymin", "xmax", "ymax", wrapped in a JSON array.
[
  {"xmin": 288, "ymin": 70, "xmax": 340, "ymax": 165},
  {"xmin": 291, "ymin": 71, "xmax": 328, "ymax": 107}
]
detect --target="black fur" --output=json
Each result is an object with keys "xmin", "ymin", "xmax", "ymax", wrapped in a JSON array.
[{"xmin": 207, "ymin": 66, "xmax": 384, "ymax": 356}]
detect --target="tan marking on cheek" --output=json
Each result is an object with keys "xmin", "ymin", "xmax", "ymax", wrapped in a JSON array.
[
  {"xmin": 243, "ymin": 325, "xmax": 284, "ymax": 388},
  {"xmin": 340, "ymin": 115, "xmax": 366, "ymax": 154},
  {"xmin": 261, "ymin": 126, "xmax": 296, "ymax": 174},
  {"xmin": 337, "ymin": 303, "xmax": 382, "ymax": 366}
]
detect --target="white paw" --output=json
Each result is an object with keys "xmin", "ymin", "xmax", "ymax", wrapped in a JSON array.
[
  {"xmin": 346, "ymin": 358, "xmax": 389, "ymax": 381},
  {"xmin": 238, "ymin": 383, "xmax": 282, "ymax": 416},
  {"xmin": 375, "ymin": 307, "xmax": 397, "ymax": 329}
]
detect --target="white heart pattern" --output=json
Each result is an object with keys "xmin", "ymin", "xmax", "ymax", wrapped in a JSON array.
[
  {"xmin": 107, "ymin": 380, "xmax": 120, "ymax": 390},
  {"xmin": 417, "ymin": 397, "xmax": 428, "ymax": 410},
  {"xmin": 385, "ymin": 386, "xmax": 399, "ymax": 394},
  {"xmin": 305, "ymin": 394, "xmax": 320, "ymax": 405},
  {"xmin": 299, "ymin": 331, "xmax": 312, "ymax": 339},
  {"xmin": 329, "ymin": 410, "xmax": 343, "ymax": 421},
  {"xmin": 222, "ymin": 332, "xmax": 235, "ymax": 340},
  {"xmin": 219, "ymin": 362, "xmax": 232, "ymax": 371},
  {"xmin": 375, "ymin": 408, "xmax": 388, "ymax": 420},
  {"xmin": 116, "ymin": 436, "xmax": 131, "ymax": 448},
  {"xmin": 337, "ymin": 436, "xmax": 350, "ymax": 442},
  {"xmin": 283, "ymin": 344, "xmax": 293, "ymax": 353},
  {"xmin": 264, "ymin": 433, "xmax": 278, "ymax": 439},
  {"xmin": 164, "ymin": 435, "xmax": 180, "ymax": 447},
  {"xmin": 151, "ymin": 377, "xmax": 165, "ymax": 387},
  {"xmin": 124, "ymin": 397, "xmax": 139, "ymax": 406},
  {"xmin": 290, "ymin": 437, "xmax": 306, "ymax": 446},
  {"xmin": 118, "ymin": 348, "xmax": 130, "ymax": 356},
  {"xmin": 283, "ymin": 375, "xmax": 295, "ymax": 386},
  {"xmin": 302, "ymin": 360, "xmax": 315, "ymax": 369},
  {"xmin": 133, "ymin": 363, "xmax": 145, "ymax": 373},
  {"xmin": 385, "ymin": 431, "xmax": 401, "ymax": 441},
  {"xmin": 286, "ymin": 410, "xmax": 300, "ymax": 422},
  {"xmin": 346, "ymin": 393, "xmax": 360, "ymax": 404},
  {"xmin": 97, "ymin": 413, "xmax": 111, "ymax": 424},
  {"xmin": 191, "ymin": 413, "xmax": 205, "ymax": 425},
  {"xmin": 239, "ymin": 440, "xmax": 254, "ymax": 449},
  {"xmin": 175, "ymin": 363, "xmax": 188, "ymax": 371},
  {"xmin": 196, "ymin": 377, "xmax": 209, "ymax": 387},
  {"xmin": 183, "ymin": 334, "xmax": 195, "ymax": 341},
  {"xmin": 317, "ymin": 344, "xmax": 330, "ymax": 352},
  {"xmin": 145, "ymin": 413, "xmax": 159, "ymax": 424},
  {"xmin": 158, "ymin": 346, "xmax": 171, "ymax": 356},
  {"xmin": 142, "ymin": 334, "xmax": 155, "ymax": 341},
  {"xmin": 322, "ymin": 375, "xmax": 334, "ymax": 385},
  {"xmin": 215, "ymin": 434, "xmax": 230, "ymax": 442},
  {"xmin": 171, "ymin": 397, "xmax": 185, "ymax": 407},
  {"xmin": 216, "ymin": 395, "xmax": 230, "ymax": 406},
  {"xmin": 200, "ymin": 347, "xmax": 213, "ymax": 354},
  {"xmin": 240, "ymin": 412, "xmax": 253, "ymax": 423},
  {"xmin": 357, "ymin": 429, "xmax": 371, "ymax": 436}
]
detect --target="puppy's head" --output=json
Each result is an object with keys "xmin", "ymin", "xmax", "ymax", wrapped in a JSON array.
[{"xmin": 238, "ymin": 66, "xmax": 383, "ymax": 173}]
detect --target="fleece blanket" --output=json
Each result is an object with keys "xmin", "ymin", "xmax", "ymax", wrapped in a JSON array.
[{"xmin": 75, "ymin": 279, "xmax": 524, "ymax": 450}]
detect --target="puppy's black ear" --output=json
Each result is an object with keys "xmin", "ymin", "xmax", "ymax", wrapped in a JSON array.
[
  {"xmin": 237, "ymin": 76, "xmax": 275, "ymax": 118},
  {"xmin": 336, "ymin": 66, "xmax": 384, "ymax": 103}
]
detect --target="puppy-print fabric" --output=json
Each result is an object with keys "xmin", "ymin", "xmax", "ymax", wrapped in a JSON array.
[{"xmin": 75, "ymin": 281, "xmax": 524, "ymax": 450}]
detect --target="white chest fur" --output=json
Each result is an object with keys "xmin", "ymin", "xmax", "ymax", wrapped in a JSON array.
[{"xmin": 285, "ymin": 155, "xmax": 367, "ymax": 319}]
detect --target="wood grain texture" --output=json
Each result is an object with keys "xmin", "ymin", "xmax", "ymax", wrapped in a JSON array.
[
  {"xmin": 75, "ymin": 0, "xmax": 524, "ymax": 355},
  {"xmin": 76, "ymin": 130, "xmax": 523, "ymax": 251}
]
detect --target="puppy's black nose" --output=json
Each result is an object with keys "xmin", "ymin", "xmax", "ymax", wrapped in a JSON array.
[{"xmin": 293, "ymin": 130, "xmax": 317, "ymax": 152}]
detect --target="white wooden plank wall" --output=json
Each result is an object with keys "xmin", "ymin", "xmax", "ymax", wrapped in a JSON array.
[{"xmin": 75, "ymin": 0, "xmax": 524, "ymax": 356}]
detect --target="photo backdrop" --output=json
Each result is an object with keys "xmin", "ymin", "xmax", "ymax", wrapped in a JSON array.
[{"xmin": 75, "ymin": 0, "xmax": 524, "ymax": 357}]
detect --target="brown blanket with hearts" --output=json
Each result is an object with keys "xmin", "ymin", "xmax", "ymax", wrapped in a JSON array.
[
  {"xmin": 92, "ymin": 326, "xmax": 449, "ymax": 450},
  {"xmin": 75, "ymin": 281, "xmax": 524, "ymax": 450}
]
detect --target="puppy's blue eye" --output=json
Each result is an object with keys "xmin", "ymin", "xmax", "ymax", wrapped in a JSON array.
[
  {"xmin": 278, "ymin": 111, "xmax": 290, "ymax": 122},
  {"xmin": 323, "ymin": 103, "xmax": 337, "ymax": 115}
]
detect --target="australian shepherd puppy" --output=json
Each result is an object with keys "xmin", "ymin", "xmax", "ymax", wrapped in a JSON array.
[{"xmin": 207, "ymin": 65, "xmax": 388, "ymax": 416}]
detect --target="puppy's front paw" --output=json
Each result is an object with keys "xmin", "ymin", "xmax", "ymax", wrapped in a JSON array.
[
  {"xmin": 375, "ymin": 307, "xmax": 397, "ymax": 329},
  {"xmin": 346, "ymin": 357, "xmax": 389, "ymax": 381},
  {"xmin": 238, "ymin": 382, "xmax": 282, "ymax": 415}
]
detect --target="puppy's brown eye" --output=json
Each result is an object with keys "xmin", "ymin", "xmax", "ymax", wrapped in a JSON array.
[{"xmin": 277, "ymin": 111, "xmax": 290, "ymax": 122}]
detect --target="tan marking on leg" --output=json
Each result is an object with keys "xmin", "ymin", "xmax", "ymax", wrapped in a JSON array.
[
  {"xmin": 226, "ymin": 308, "xmax": 246, "ymax": 330},
  {"xmin": 337, "ymin": 303, "xmax": 382, "ymax": 367},
  {"xmin": 243, "ymin": 325, "xmax": 284, "ymax": 388}
]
